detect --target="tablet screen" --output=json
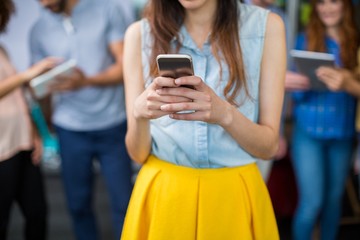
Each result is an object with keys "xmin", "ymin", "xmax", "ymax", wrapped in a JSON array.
[
  {"xmin": 30, "ymin": 59, "xmax": 76, "ymax": 98},
  {"xmin": 290, "ymin": 50, "xmax": 335, "ymax": 91}
]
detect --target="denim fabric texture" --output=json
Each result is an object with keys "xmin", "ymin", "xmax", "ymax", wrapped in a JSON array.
[
  {"xmin": 141, "ymin": 4, "xmax": 270, "ymax": 168},
  {"xmin": 55, "ymin": 122, "xmax": 133, "ymax": 240},
  {"xmin": 291, "ymin": 125, "xmax": 353, "ymax": 240},
  {"xmin": 291, "ymin": 34, "xmax": 356, "ymax": 139}
]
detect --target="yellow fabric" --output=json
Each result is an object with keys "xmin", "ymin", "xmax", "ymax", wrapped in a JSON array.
[{"xmin": 121, "ymin": 155, "xmax": 279, "ymax": 240}]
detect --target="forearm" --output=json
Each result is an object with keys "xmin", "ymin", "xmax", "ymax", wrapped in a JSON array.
[
  {"xmin": 87, "ymin": 62, "xmax": 123, "ymax": 86},
  {"xmin": 222, "ymin": 105, "xmax": 280, "ymax": 160},
  {"xmin": 344, "ymin": 73, "xmax": 360, "ymax": 98},
  {"xmin": 0, "ymin": 73, "xmax": 27, "ymax": 98},
  {"xmin": 125, "ymin": 118, "xmax": 152, "ymax": 164}
]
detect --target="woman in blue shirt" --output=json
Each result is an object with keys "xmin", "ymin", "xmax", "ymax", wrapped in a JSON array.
[
  {"xmin": 288, "ymin": 0, "xmax": 359, "ymax": 239},
  {"xmin": 121, "ymin": 0, "xmax": 286, "ymax": 239}
]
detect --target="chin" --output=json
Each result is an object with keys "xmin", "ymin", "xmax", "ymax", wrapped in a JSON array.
[
  {"xmin": 46, "ymin": 7, "xmax": 61, "ymax": 13},
  {"xmin": 178, "ymin": 0, "xmax": 205, "ymax": 10},
  {"xmin": 322, "ymin": 19, "xmax": 341, "ymax": 28}
]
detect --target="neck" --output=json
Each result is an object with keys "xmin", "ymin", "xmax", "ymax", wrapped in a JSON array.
[
  {"xmin": 183, "ymin": 1, "xmax": 217, "ymax": 48},
  {"xmin": 64, "ymin": 0, "xmax": 78, "ymax": 15},
  {"xmin": 257, "ymin": 3, "xmax": 268, "ymax": 8},
  {"xmin": 326, "ymin": 26, "xmax": 340, "ymax": 43},
  {"xmin": 252, "ymin": 0, "xmax": 270, "ymax": 8}
]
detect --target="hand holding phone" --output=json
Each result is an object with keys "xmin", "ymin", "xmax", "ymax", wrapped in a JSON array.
[{"xmin": 156, "ymin": 54, "xmax": 194, "ymax": 89}]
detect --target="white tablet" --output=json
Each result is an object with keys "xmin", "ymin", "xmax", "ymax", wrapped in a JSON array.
[
  {"xmin": 290, "ymin": 50, "xmax": 335, "ymax": 91},
  {"xmin": 30, "ymin": 59, "xmax": 77, "ymax": 99}
]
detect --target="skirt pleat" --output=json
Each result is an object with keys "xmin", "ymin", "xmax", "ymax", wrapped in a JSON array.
[{"xmin": 121, "ymin": 155, "xmax": 279, "ymax": 240}]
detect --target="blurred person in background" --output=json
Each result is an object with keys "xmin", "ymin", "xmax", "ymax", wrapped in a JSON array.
[
  {"xmin": 121, "ymin": 0, "xmax": 286, "ymax": 239},
  {"xmin": 0, "ymin": 1, "xmax": 58, "ymax": 239},
  {"xmin": 287, "ymin": 0, "xmax": 359, "ymax": 239},
  {"xmin": 0, "ymin": 46, "xmax": 57, "ymax": 240},
  {"xmin": 30, "ymin": 0, "xmax": 134, "ymax": 239}
]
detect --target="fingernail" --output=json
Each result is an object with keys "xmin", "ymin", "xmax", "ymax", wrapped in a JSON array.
[{"xmin": 174, "ymin": 79, "xmax": 181, "ymax": 84}]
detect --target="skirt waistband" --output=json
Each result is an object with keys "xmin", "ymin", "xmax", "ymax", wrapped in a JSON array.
[{"xmin": 146, "ymin": 155, "xmax": 258, "ymax": 177}]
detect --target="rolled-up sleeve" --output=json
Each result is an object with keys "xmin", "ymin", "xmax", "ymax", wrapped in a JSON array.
[
  {"xmin": 106, "ymin": 1, "xmax": 131, "ymax": 44},
  {"xmin": 29, "ymin": 22, "xmax": 45, "ymax": 65}
]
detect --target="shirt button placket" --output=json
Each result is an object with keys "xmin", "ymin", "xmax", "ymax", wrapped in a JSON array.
[{"xmin": 196, "ymin": 55, "xmax": 210, "ymax": 167}]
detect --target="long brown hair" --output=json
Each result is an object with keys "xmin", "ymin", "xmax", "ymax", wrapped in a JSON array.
[
  {"xmin": 307, "ymin": 0, "xmax": 359, "ymax": 69},
  {"xmin": 143, "ymin": 0, "xmax": 246, "ymax": 105},
  {"xmin": 0, "ymin": 0, "xmax": 15, "ymax": 33}
]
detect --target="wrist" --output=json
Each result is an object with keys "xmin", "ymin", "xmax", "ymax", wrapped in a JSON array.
[
  {"xmin": 82, "ymin": 77, "xmax": 90, "ymax": 87},
  {"xmin": 18, "ymin": 72, "xmax": 30, "ymax": 84},
  {"xmin": 343, "ymin": 72, "xmax": 357, "ymax": 93},
  {"xmin": 133, "ymin": 106, "xmax": 148, "ymax": 122},
  {"xmin": 219, "ymin": 102, "xmax": 234, "ymax": 128},
  {"xmin": 86, "ymin": 75, "xmax": 100, "ymax": 87}
]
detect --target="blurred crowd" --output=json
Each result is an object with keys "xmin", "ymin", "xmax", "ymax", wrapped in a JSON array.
[{"xmin": 0, "ymin": 0, "xmax": 359, "ymax": 240}]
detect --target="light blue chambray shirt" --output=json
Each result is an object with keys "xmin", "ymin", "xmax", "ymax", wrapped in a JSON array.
[
  {"xmin": 141, "ymin": 4, "xmax": 270, "ymax": 168},
  {"xmin": 29, "ymin": 0, "xmax": 131, "ymax": 131}
]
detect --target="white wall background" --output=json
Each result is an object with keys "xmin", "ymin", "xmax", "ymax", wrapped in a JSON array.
[{"xmin": 0, "ymin": 0, "xmax": 40, "ymax": 71}]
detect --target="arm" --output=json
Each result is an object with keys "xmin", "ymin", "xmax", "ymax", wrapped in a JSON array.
[
  {"xmin": 0, "ymin": 73, "xmax": 29, "ymax": 98},
  {"xmin": 285, "ymin": 34, "xmax": 311, "ymax": 93},
  {"xmin": 316, "ymin": 66, "xmax": 360, "ymax": 97},
  {"xmin": 89, "ymin": 0, "xmax": 131, "ymax": 86},
  {"xmin": 87, "ymin": 41, "xmax": 124, "ymax": 86},
  {"xmin": 50, "ymin": 41, "xmax": 124, "ymax": 92},
  {"xmin": 0, "ymin": 58, "xmax": 58, "ymax": 99},
  {"xmin": 123, "ymin": 22, "xmax": 193, "ymax": 163},
  {"xmin": 159, "ymin": 13, "xmax": 286, "ymax": 160},
  {"xmin": 285, "ymin": 71, "xmax": 310, "ymax": 91},
  {"xmin": 49, "ymin": 1, "xmax": 129, "ymax": 91},
  {"xmin": 222, "ymin": 13, "xmax": 286, "ymax": 159},
  {"xmin": 123, "ymin": 22, "xmax": 151, "ymax": 163}
]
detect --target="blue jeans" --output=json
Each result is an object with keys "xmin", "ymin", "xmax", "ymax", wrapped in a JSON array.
[
  {"xmin": 291, "ymin": 125, "xmax": 353, "ymax": 240},
  {"xmin": 55, "ymin": 122, "xmax": 133, "ymax": 240}
]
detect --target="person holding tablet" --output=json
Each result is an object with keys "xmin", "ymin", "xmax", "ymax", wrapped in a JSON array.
[
  {"xmin": 121, "ymin": 0, "xmax": 286, "ymax": 239},
  {"xmin": 287, "ymin": 1, "xmax": 359, "ymax": 239},
  {"xmin": 30, "ymin": 0, "xmax": 135, "ymax": 239},
  {"xmin": 0, "ymin": 1, "xmax": 58, "ymax": 239},
  {"xmin": 0, "ymin": 46, "xmax": 54, "ymax": 240}
]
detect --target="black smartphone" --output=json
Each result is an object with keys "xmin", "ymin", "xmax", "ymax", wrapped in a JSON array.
[{"xmin": 156, "ymin": 54, "xmax": 194, "ymax": 88}]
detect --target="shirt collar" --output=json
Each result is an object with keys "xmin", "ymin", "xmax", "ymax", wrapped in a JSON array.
[{"xmin": 170, "ymin": 25, "xmax": 211, "ymax": 53}]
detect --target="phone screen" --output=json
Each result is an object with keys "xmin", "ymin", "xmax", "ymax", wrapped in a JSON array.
[
  {"xmin": 157, "ymin": 54, "xmax": 196, "ymax": 113},
  {"xmin": 156, "ymin": 54, "xmax": 194, "ymax": 79}
]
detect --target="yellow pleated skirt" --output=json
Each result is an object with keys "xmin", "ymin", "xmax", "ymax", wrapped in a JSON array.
[{"xmin": 121, "ymin": 155, "xmax": 279, "ymax": 240}]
